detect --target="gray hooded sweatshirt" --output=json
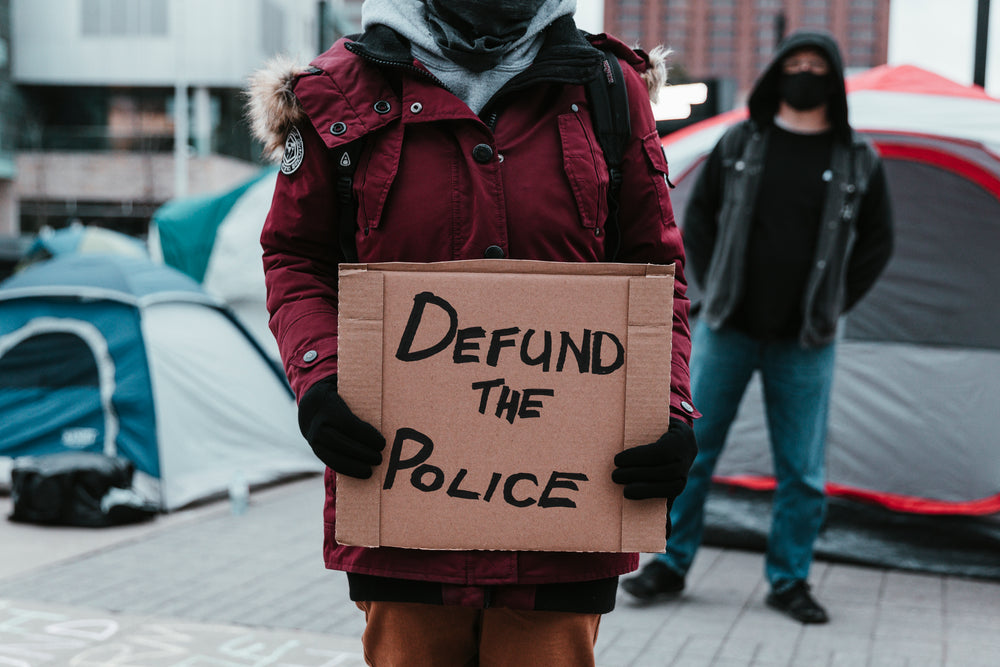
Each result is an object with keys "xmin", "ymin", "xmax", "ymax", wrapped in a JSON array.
[{"xmin": 361, "ymin": 0, "xmax": 577, "ymax": 114}]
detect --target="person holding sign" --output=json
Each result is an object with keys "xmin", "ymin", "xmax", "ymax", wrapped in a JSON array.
[
  {"xmin": 250, "ymin": 0, "xmax": 697, "ymax": 663},
  {"xmin": 621, "ymin": 31, "xmax": 893, "ymax": 624}
]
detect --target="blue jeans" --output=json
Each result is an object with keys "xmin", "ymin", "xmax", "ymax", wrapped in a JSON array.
[{"xmin": 657, "ymin": 321, "xmax": 835, "ymax": 590}]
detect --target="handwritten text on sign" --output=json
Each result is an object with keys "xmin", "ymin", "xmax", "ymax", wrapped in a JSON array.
[
  {"xmin": 385, "ymin": 290, "xmax": 628, "ymax": 509},
  {"xmin": 336, "ymin": 261, "xmax": 674, "ymax": 552}
]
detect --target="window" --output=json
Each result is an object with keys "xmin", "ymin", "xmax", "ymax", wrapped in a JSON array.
[
  {"xmin": 803, "ymin": 12, "xmax": 828, "ymax": 25},
  {"xmin": 81, "ymin": 0, "xmax": 168, "ymax": 37},
  {"xmin": 620, "ymin": 6, "xmax": 643, "ymax": 21}
]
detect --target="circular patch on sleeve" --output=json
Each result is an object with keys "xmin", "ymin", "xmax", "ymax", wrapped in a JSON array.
[{"xmin": 280, "ymin": 127, "xmax": 305, "ymax": 175}]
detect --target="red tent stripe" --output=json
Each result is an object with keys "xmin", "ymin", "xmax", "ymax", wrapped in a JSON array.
[
  {"xmin": 847, "ymin": 64, "xmax": 998, "ymax": 100},
  {"xmin": 874, "ymin": 141, "xmax": 1000, "ymax": 200},
  {"xmin": 714, "ymin": 475, "xmax": 1000, "ymax": 515},
  {"xmin": 663, "ymin": 108, "xmax": 746, "ymax": 145}
]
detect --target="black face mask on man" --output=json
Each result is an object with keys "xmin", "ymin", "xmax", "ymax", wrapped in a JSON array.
[
  {"xmin": 779, "ymin": 71, "xmax": 831, "ymax": 111},
  {"xmin": 425, "ymin": 0, "xmax": 547, "ymax": 72}
]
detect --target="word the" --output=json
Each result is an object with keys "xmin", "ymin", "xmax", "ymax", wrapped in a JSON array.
[{"xmin": 471, "ymin": 379, "xmax": 554, "ymax": 423}]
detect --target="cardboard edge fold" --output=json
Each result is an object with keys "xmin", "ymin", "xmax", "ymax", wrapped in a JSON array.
[
  {"xmin": 335, "ymin": 267, "xmax": 384, "ymax": 547},
  {"xmin": 620, "ymin": 272, "xmax": 675, "ymax": 553}
]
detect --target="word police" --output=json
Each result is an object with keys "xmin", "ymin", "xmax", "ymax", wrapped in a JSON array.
[{"xmin": 384, "ymin": 427, "xmax": 589, "ymax": 509}]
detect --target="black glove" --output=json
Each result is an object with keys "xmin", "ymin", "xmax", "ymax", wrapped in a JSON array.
[
  {"xmin": 297, "ymin": 375, "xmax": 386, "ymax": 479},
  {"xmin": 612, "ymin": 417, "xmax": 697, "ymax": 501}
]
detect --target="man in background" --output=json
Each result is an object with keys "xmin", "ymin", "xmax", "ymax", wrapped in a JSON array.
[{"xmin": 622, "ymin": 29, "xmax": 893, "ymax": 624}]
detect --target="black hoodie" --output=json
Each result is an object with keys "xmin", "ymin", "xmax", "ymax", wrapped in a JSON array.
[
  {"xmin": 682, "ymin": 29, "xmax": 894, "ymax": 347},
  {"xmin": 747, "ymin": 29, "xmax": 851, "ymax": 144}
]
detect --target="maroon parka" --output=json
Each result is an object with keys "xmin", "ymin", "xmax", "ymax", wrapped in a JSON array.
[{"xmin": 256, "ymin": 21, "xmax": 695, "ymax": 592}]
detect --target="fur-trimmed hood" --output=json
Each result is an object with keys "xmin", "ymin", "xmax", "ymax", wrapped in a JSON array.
[
  {"xmin": 643, "ymin": 44, "xmax": 670, "ymax": 103},
  {"xmin": 245, "ymin": 34, "xmax": 669, "ymax": 163},
  {"xmin": 245, "ymin": 55, "xmax": 310, "ymax": 162}
]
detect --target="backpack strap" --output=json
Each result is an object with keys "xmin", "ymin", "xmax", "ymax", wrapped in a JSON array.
[
  {"xmin": 585, "ymin": 50, "xmax": 631, "ymax": 262},
  {"xmin": 334, "ymin": 140, "xmax": 364, "ymax": 263}
]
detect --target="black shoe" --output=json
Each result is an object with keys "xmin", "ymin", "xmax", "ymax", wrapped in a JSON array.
[
  {"xmin": 621, "ymin": 560, "xmax": 685, "ymax": 601},
  {"xmin": 766, "ymin": 580, "xmax": 829, "ymax": 624}
]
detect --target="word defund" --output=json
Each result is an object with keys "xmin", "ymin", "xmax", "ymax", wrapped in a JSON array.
[{"xmin": 395, "ymin": 291, "xmax": 625, "ymax": 374}]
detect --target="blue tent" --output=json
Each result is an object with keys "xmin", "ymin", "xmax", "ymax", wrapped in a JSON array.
[
  {"xmin": 22, "ymin": 224, "xmax": 148, "ymax": 265},
  {"xmin": 0, "ymin": 254, "xmax": 321, "ymax": 510}
]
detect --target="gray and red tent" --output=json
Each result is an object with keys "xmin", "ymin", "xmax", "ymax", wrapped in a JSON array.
[{"xmin": 662, "ymin": 64, "xmax": 1000, "ymax": 519}]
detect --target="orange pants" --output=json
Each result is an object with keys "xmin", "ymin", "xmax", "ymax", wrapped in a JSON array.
[{"xmin": 355, "ymin": 601, "xmax": 601, "ymax": 666}]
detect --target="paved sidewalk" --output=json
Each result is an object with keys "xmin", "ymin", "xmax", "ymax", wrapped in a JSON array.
[{"xmin": 1, "ymin": 476, "xmax": 998, "ymax": 666}]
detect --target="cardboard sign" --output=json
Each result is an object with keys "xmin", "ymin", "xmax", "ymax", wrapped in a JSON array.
[{"xmin": 336, "ymin": 259, "xmax": 674, "ymax": 553}]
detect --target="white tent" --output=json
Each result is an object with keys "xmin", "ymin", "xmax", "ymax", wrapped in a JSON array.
[
  {"xmin": 149, "ymin": 168, "xmax": 280, "ymax": 359},
  {"xmin": 200, "ymin": 170, "xmax": 280, "ymax": 359}
]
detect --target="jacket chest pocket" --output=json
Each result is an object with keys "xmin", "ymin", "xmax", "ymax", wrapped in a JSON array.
[
  {"xmin": 353, "ymin": 129, "xmax": 403, "ymax": 234},
  {"xmin": 558, "ymin": 112, "xmax": 609, "ymax": 230}
]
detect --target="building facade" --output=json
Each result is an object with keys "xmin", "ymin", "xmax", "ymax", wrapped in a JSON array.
[
  {"xmin": 2, "ymin": 1, "xmax": 894, "ymax": 241},
  {"xmin": 605, "ymin": 0, "xmax": 891, "ymax": 102},
  {"xmin": 3, "ymin": 0, "xmax": 326, "ymax": 239}
]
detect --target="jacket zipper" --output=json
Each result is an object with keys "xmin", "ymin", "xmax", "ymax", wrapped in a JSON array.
[
  {"xmin": 344, "ymin": 41, "xmax": 449, "ymax": 90},
  {"xmin": 345, "ymin": 41, "xmax": 589, "ymax": 131},
  {"xmin": 348, "ymin": 42, "xmax": 508, "ymax": 132}
]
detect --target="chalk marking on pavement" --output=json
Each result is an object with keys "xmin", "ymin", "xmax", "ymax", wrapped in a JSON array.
[{"xmin": 0, "ymin": 600, "xmax": 364, "ymax": 667}]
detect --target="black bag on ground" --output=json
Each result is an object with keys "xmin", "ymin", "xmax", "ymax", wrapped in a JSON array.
[{"xmin": 9, "ymin": 452, "xmax": 158, "ymax": 527}]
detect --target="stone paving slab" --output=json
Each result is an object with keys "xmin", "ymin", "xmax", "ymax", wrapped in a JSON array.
[
  {"xmin": 3, "ymin": 476, "xmax": 1000, "ymax": 667},
  {"xmin": 0, "ymin": 598, "xmax": 365, "ymax": 667},
  {"xmin": 599, "ymin": 552, "xmax": 1000, "ymax": 667}
]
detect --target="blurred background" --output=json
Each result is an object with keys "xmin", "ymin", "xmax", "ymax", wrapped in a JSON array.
[{"xmin": 0, "ymin": 0, "xmax": 996, "ymax": 264}]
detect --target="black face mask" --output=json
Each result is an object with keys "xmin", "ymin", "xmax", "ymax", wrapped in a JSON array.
[
  {"xmin": 425, "ymin": 0, "xmax": 547, "ymax": 72},
  {"xmin": 779, "ymin": 71, "xmax": 831, "ymax": 111}
]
